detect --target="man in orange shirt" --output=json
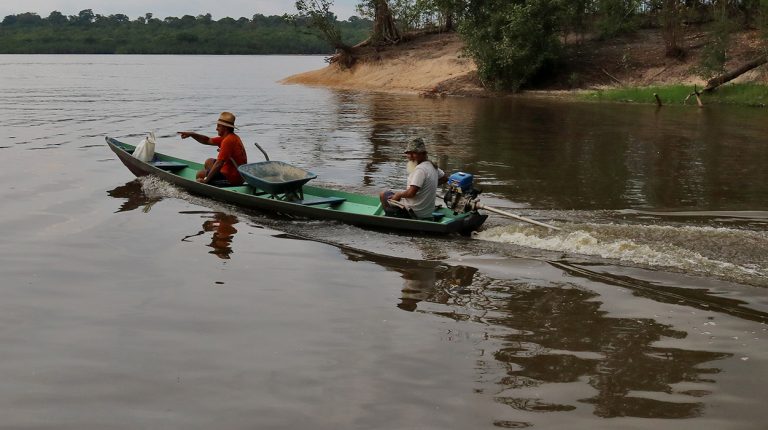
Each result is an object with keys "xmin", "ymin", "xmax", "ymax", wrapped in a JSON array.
[{"xmin": 178, "ymin": 112, "xmax": 248, "ymax": 185}]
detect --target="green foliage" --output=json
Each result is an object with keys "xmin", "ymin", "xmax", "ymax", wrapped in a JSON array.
[
  {"xmin": 355, "ymin": 0, "xmax": 457, "ymax": 33},
  {"xmin": 761, "ymin": 0, "xmax": 768, "ymax": 43},
  {"xmin": 595, "ymin": 0, "xmax": 641, "ymax": 39},
  {"xmin": 459, "ymin": 0, "xmax": 566, "ymax": 92},
  {"xmin": 697, "ymin": 6, "xmax": 733, "ymax": 79},
  {"xmin": 0, "ymin": 10, "xmax": 371, "ymax": 54},
  {"xmin": 386, "ymin": 0, "xmax": 425, "ymax": 31},
  {"xmin": 581, "ymin": 84, "xmax": 768, "ymax": 106},
  {"xmin": 582, "ymin": 85, "xmax": 693, "ymax": 103},
  {"xmin": 293, "ymin": 0, "xmax": 347, "ymax": 50},
  {"xmin": 562, "ymin": 0, "xmax": 592, "ymax": 38}
]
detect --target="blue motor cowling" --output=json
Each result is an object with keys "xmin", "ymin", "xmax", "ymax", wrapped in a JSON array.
[
  {"xmin": 448, "ymin": 172, "xmax": 474, "ymax": 193},
  {"xmin": 444, "ymin": 171, "xmax": 481, "ymax": 214}
]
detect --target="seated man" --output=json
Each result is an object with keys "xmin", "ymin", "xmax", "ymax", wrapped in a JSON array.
[
  {"xmin": 178, "ymin": 111, "xmax": 247, "ymax": 185},
  {"xmin": 380, "ymin": 137, "xmax": 447, "ymax": 219}
]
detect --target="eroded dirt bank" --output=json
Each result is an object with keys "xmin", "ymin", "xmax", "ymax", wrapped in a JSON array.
[{"xmin": 282, "ymin": 30, "xmax": 768, "ymax": 97}]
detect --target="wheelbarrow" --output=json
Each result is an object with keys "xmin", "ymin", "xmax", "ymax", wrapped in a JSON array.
[{"xmin": 237, "ymin": 160, "xmax": 317, "ymax": 201}]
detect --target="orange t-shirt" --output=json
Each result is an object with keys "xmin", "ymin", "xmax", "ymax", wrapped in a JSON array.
[{"xmin": 211, "ymin": 133, "xmax": 247, "ymax": 185}]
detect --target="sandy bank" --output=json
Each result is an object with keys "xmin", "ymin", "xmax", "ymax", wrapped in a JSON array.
[{"xmin": 281, "ymin": 33, "xmax": 487, "ymax": 97}]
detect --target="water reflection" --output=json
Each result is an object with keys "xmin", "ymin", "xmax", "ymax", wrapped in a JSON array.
[
  {"xmin": 107, "ymin": 181, "xmax": 240, "ymax": 259},
  {"xmin": 180, "ymin": 211, "xmax": 239, "ymax": 259},
  {"xmin": 340, "ymin": 247, "xmax": 478, "ymax": 312},
  {"xmin": 551, "ymin": 261, "xmax": 768, "ymax": 323},
  {"xmin": 487, "ymin": 283, "xmax": 727, "ymax": 418},
  {"xmin": 327, "ymin": 91, "xmax": 483, "ymax": 188},
  {"xmin": 339, "ymin": 247, "xmax": 730, "ymax": 420},
  {"xmin": 339, "ymin": 94, "xmax": 768, "ymax": 211},
  {"xmin": 106, "ymin": 180, "xmax": 160, "ymax": 213}
]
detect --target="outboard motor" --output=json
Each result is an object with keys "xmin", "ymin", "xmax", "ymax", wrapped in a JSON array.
[{"xmin": 443, "ymin": 171, "xmax": 481, "ymax": 214}]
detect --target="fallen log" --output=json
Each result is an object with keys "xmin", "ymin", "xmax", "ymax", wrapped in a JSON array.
[
  {"xmin": 601, "ymin": 68, "xmax": 623, "ymax": 85},
  {"xmin": 703, "ymin": 54, "xmax": 768, "ymax": 92}
]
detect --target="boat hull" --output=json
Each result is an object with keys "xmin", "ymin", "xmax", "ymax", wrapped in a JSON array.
[{"xmin": 106, "ymin": 137, "xmax": 487, "ymax": 235}]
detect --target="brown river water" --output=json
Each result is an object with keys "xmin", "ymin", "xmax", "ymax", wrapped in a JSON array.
[{"xmin": 0, "ymin": 55, "xmax": 767, "ymax": 429}]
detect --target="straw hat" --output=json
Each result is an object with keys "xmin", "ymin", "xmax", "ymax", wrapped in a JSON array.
[{"xmin": 217, "ymin": 111, "xmax": 237, "ymax": 129}]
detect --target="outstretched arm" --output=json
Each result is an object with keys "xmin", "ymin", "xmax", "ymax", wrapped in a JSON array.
[{"xmin": 178, "ymin": 131, "xmax": 215, "ymax": 145}]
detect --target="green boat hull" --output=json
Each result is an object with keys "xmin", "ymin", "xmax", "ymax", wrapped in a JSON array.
[{"xmin": 106, "ymin": 137, "xmax": 487, "ymax": 235}]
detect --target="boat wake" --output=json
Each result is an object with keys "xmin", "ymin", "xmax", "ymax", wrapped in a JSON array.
[
  {"xmin": 135, "ymin": 175, "xmax": 768, "ymax": 287},
  {"xmin": 476, "ymin": 222, "xmax": 768, "ymax": 287}
]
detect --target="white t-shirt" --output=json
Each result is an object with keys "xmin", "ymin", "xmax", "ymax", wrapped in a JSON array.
[{"xmin": 402, "ymin": 161, "xmax": 444, "ymax": 219}]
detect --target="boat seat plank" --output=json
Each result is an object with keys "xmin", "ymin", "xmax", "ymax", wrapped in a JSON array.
[
  {"xmin": 299, "ymin": 197, "xmax": 346, "ymax": 207},
  {"xmin": 209, "ymin": 179, "xmax": 233, "ymax": 187},
  {"xmin": 151, "ymin": 161, "xmax": 189, "ymax": 171}
]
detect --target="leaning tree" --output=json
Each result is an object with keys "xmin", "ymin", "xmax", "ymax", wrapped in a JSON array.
[{"xmin": 294, "ymin": 0, "xmax": 355, "ymax": 66}]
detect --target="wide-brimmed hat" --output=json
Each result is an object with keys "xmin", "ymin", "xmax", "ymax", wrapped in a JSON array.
[
  {"xmin": 404, "ymin": 137, "xmax": 427, "ymax": 153},
  {"xmin": 217, "ymin": 111, "xmax": 237, "ymax": 129}
]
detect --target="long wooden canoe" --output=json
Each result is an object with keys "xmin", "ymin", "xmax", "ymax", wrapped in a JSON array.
[{"xmin": 106, "ymin": 137, "xmax": 487, "ymax": 235}]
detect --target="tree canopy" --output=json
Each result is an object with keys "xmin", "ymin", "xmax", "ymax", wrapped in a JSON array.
[{"xmin": 0, "ymin": 10, "xmax": 371, "ymax": 54}]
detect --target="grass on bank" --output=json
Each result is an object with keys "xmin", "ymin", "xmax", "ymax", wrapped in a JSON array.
[{"xmin": 581, "ymin": 83, "xmax": 768, "ymax": 107}]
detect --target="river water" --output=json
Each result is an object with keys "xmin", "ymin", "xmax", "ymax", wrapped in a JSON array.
[{"xmin": 1, "ymin": 55, "xmax": 767, "ymax": 429}]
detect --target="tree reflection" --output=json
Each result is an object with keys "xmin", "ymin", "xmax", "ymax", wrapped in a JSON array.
[
  {"xmin": 343, "ymin": 95, "xmax": 768, "ymax": 211},
  {"xmin": 339, "ymin": 247, "xmax": 477, "ymax": 312},
  {"xmin": 467, "ymin": 100, "xmax": 768, "ymax": 210},
  {"xmin": 487, "ymin": 285, "xmax": 728, "ymax": 418},
  {"xmin": 180, "ymin": 211, "xmax": 239, "ymax": 259},
  {"xmin": 339, "ymin": 248, "xmax": 730, "ymax": 420},
  {"xmin": 331, "ymin": 91, "xmax": 481, "ymax": 188}
]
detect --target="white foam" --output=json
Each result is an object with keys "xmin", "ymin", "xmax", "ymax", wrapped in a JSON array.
[
  {"xmin": 138, "ymin": 175, "xmax": 189, "ymax": 200},
  {"xmin": 476, "ymin": 223, "xmax": 767, "ymax": 283}
]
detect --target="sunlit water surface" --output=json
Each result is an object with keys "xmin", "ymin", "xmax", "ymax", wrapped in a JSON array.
[{"xmin": 0, "ymin": 55, "xmax": 767, "ymax": 429}]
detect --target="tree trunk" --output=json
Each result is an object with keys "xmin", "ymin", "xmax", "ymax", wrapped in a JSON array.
[
  {"xmin": 662, "ymin": 0, "xmax": 685, "ymax": 58},
  {"xmin": 704, "ymin": 54, "xmax": 768, "ymax": 92},
  {"xmin": 444, "ymin": 13, "xmax": 454, "ymax": 32},
  {"xmin": 328, "ymin": 45, "xmax": 356, "ymax": 68},
  {"xmin": 372, "ymin": 0, "xmax": 400, "ymax": 44}
]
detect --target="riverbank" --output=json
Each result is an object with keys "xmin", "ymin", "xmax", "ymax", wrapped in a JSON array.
[
  {"xmin": 282, "ymin": 32, "xmax": 486, "ymax": 97},
  {"xmin": 282, "ymin": 29, "xmax": 768, "ymax": 105}
]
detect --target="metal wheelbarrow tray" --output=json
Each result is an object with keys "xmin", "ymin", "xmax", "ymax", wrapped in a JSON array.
[{"xmin": 237, "ymin": 161, "xmax": 317, "ymax": 198}]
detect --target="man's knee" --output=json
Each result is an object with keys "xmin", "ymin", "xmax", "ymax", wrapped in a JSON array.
[{"xmin": 380, "ymin": 190, "xmax": 394, "ymax": 205}]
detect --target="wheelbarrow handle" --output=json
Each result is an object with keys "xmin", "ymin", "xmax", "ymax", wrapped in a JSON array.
[{"xmin": 253, "ymin": 142, "xmax": 269, "ymax": 161}]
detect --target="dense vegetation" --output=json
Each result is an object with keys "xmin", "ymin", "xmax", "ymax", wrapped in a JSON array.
[
  {"xmin": 3, "ymin": 1, "xmax": 768, "ymax": 91},
  {"xmin": 369, "ymin": 0, "xmax": 768, "ymax": 91},
  {"xmin": 319, "ymin": 0, "xmax": 766, "ymax": 91},
  {"xmin": 0, "ymin": 10, "xmax": 371, "ymax": 54}
]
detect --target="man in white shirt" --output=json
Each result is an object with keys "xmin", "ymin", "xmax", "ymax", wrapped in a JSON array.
[{"xmin": 380, "ymin": 137, "xmax": 447, "ymax": 219}]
